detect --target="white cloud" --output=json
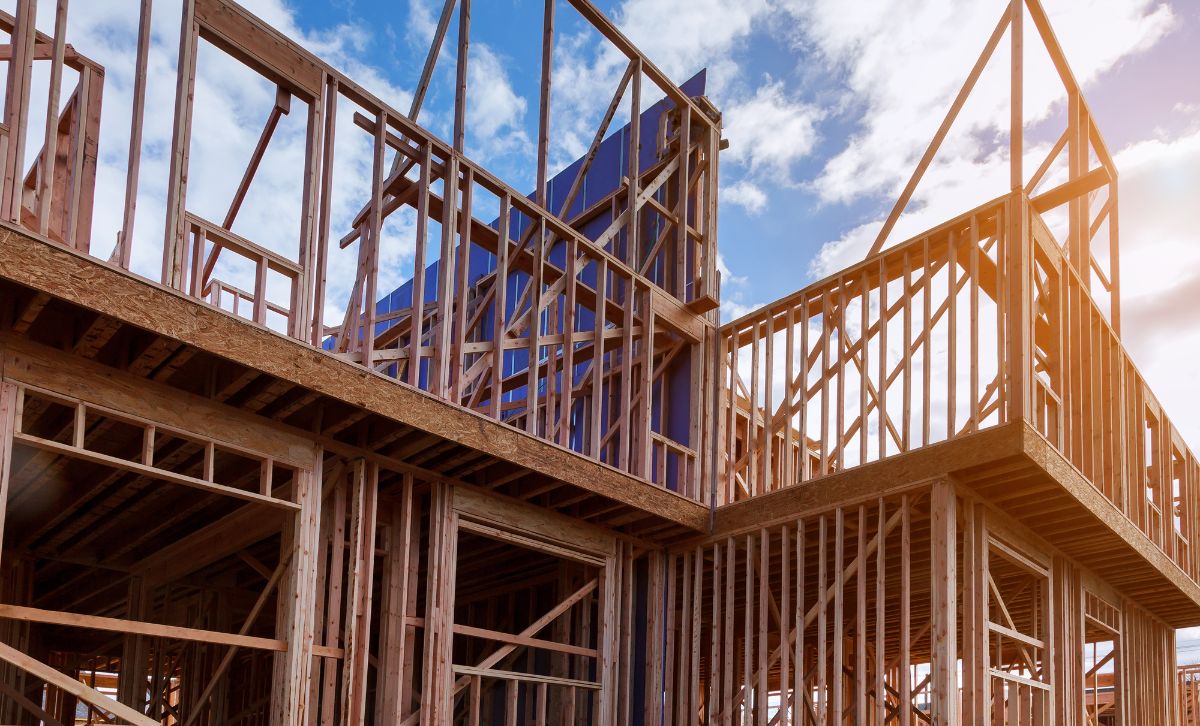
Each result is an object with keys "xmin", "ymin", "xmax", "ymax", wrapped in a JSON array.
[
  {"xmin": 716, "ymin": 253, "xmax": 761, "ymax": 323},
  {"xmin": 1175, "ymin": 101, "xmax": 1200, "ymax": 117},
  {"xmin": 785, "ymin": 0, "xmax": 1173, "ymax": 203},
  {"xmin": 721, "ymin": 298, "xmax": 763, "ymax": 324},
  {"xmin": 548, "ymin": 0, "xmax": 772, "ymax": 174},
  {"xmin": 465, "ymin": 44, "xmax": 531, "ymax": 160},
  {"xmin": 809, "ymin": 140, "xmax": 1060, "ymax": 277},
  {"xmin": 615, "ymin": 0, "xmax": 770, "ymax": 97},
  {"xmin": 1111, "ymin": 127, "xmax": 1200, "ymax": 450},
  {"xmin": 405, "ymin": 0, "xmax": 440, "ymax": 50},
  {"xmin": 790, "ymin": 0, "xmax": 1175, "ymax": 274},
  {"xmin": 723, "ymin": 78, "xmax": 823, "ymax": 181},
  {"xmin": 716, "ymin": 252, "xmax": 748, "ymax": 288},
  {"xmin": 403, "ymin": 0, "xmax": 533, "ymax": 173},
  {"xmin": 547, "ymin": 32, "xmax": 628, "ymax": 170},
  {"xmin": 723, "ymin": 180, "xmax": 768, "ymax": 215},
  {"xmin": 549, "ymin": 1, "xmax": 802, "ymax": 218}
]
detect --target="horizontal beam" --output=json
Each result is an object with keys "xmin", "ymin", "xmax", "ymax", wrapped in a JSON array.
[
  {"xmin": 457, "ymin": 517, "xmax": 607, "ymax": 567},
  {"xmin": 1029, "ymin": 167, "xmax": 1109, "ymax": 213},
  {"xmin": 453, "ymin": 623, "xmax": 598, "ymax": 658},
  {"xmin": 0, "ymin": 603, "xmax": 285, "ymax": 651},
  {"xmin": 0, "ymin": 639, "xmax": 157, "ymax": 726},
  {"xmin": 452, "ymin": 664, "xmax": 601, "ymax": 690},
  {"xmin": 0, "ymin": 227, "xmax": 709, "ymax": 532},
  {"xmin": 12, "ymin": 432, "xmax": 299, "ymax": 511},
  {"xmin": 193, "ymin": 0, "xmax": 323, "ymax": 98},
  {"xmin": 0, "ymin": 603, "xmax": 345, "ymax": 659},
  {"xmin": 0, "ymin": 331, "xmax": 314, "ymax": 467},
  {"xmin": 712, "ymin": 423, "xmax": 1023, "ymax": 537}
]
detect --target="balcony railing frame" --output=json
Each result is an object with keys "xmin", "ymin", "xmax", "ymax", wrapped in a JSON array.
[{"xmin": 719, "ymin": 190, "xmax": 1200, "ymax": 582}]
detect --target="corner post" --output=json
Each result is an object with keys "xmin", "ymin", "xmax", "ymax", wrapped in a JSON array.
[
  {"xmin": 1005, "ymin": 192, "xmax": 1032, "ymax": 427},
  {"xmin": 1009, "ymin": 0, "xmax": 1023, "ymax": 191}
]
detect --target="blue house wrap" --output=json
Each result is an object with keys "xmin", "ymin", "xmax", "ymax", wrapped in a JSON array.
[{"xmin": 332, "ymin": 71, "xmax": 707, "ymax": 485}]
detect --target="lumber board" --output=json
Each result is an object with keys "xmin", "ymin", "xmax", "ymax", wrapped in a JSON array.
[
  {"xmin": 0, "ymin": 640, "xmax": 157, "ymax": 726},
  {"xmin": 714, "ymin": 423, "xmax": 1024, "ymax": 536},
  {"xmin": 0, "ymin": 603, "xmax": 286, "ymax": 652},
  {"xmin": 0, "ymin": 226, "xmax": 709, "ymax": 532}
]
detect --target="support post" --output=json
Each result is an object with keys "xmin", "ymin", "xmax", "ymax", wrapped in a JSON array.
[
  {"xmin": 0, "ymin": 383, "xmax": 16, "ymax": 572},
  {"xmin": 118, "ymin": 577, "xmax": 149, "ymax": 716},
  {"xmin": 1009, "ymin": 0, "xmax": 1023, "ymax": 191},
  {"xmin": 1067, "ymin": 92, "xmax": 1090, "ymax": 287},
  {"xmin": 962, "ymin": 498, "xmax": 988, "ymax": 725},
  {"xmin": 1005, "ymin": 192, "xmax": 1031, "ymax": 426},
  {"xmin": 375, "ymin": 475, "xmax": 418, "ymax": 723},
  {"xmin": 421, "ymin": 481, "xmax": 458, "ymax": 725},
  {"xmin": 116, "ymin": 0, "xmax": 153, "ymax": 269},
  {"xmin": 452, "ymin": 0, "xmax": 470, "ymax": 152},
  {"xmin": 2, "ymin": 0, "xmax": 35, "ymax": 224},
  {"xmin": 276, "ymin": 449, "xmax": 323, "ymax": 724},
  {"xmin": 340, "ymin": 459, "xmax": 379, "ymax": 725},
  {"xmin": 535, "ymin": 0, "xmax": 554, "ymax": 208},
  {"xmin": 930, "ymin": 478, "xmax": 958, "ymax": 726},
  {"xmin": 162, "ymin": 0, "xmax": 198, "ymax": 289}
]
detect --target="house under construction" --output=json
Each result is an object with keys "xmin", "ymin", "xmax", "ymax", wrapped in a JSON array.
[{"xmin": 0, "ymin": 0, "xmax": 1194, "ymax": 724}]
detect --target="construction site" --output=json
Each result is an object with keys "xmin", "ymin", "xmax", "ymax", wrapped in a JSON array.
[{"xmin": 0, "ymin": 0, "xmax": 1194, "ymax": 723}]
